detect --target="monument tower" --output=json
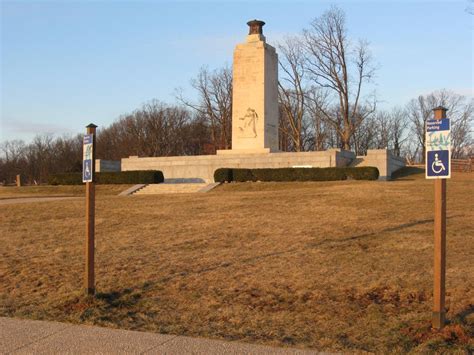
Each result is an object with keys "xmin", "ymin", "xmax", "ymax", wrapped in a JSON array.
[{"xmin": 219, "ymin": 20, "xmax": 279, "ymax": 154}]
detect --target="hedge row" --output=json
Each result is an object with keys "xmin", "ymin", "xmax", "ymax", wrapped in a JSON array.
[
  {"xmin": 48, "ymin": 170, "xmax": 164, "ymax": 185},
  {"xmin": 214, "ymin": 167, "xmax": 379, "ymax": 183}
]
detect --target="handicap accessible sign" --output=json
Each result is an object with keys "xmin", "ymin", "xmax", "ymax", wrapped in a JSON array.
[
  {"xmin": 426, "ymin": 118, "xmax": 450, "ymax": 179},
  {"xmin": 427, "ymin": 150, "xmax": 449, "ymax": 178}
]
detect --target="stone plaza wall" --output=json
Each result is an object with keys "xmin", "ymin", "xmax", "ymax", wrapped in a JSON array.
[
  {"xmin": 122, "ymin": 149, "xmax": 355, "ymax": 183},
  {"xmin": 387, "ymin": 153, "xmax": 406, "ymax": 177},
  {"xmin": 353, "ymin": 149, "xmax": 406, "ymax": 180}
]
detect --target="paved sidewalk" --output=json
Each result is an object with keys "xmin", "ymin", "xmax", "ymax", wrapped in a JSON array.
[{"xmin": 1, "ymin": 317, "xmax": 317, "ymax": 354}]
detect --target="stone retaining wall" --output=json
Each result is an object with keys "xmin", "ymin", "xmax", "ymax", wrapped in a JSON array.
[{"xmin": 121, "ymin": 149, "xmax": 405, "ymax": 182}]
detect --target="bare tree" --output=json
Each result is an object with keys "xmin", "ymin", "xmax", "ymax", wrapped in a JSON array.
[
  {"xmin": 374, "ymin": 111, "xmax": 392, "ymax": 150},
  {"xmin": 305, "ymin": 86, "xmax": 332, "ymax": 150},
  {"xmin": 278, "ymin": 36, "xmax": 308, "ymax": 151},
  {"xmin": 388, "ymin": 107, "xmax": 409, "ymax": 157},
  {"xmin": 302, "ymin": 6, "xmax": 376, "ymax": 150},
  {"xmin": 0, "ymin": 140, "xmax": 27, "ymax": 163},
  {"xmin": 97, "ymin": 100, "xmax": 198, "ymax": 159},
  {"xmin": 407, "ymin": 89, "xmax": 473, "ymax": 162},
  {"xmin": 0, "ymin": 134, "xmax": 85, "ymax": 184},
  {"xmin": 0, "ymin": 140, "xmax": 27, "ymax": 183},
  {"xmin": 407, "ymin": 94, "xmax": 438, "ymax": 162},
  {"xmin": 370, "ymin": 107, "xmax": 409, "ymax": 156},
  {"xmin": 450, "ymin": 100, "xmax": 473, "ymax": 158},
  {"xmin": 52, "ymin": 134, "xmax": 82, "ymax": 173},
  {"xmin": 349, "ymin": 106, "xmax": 409, "ymax": 157},
  {"xmin": 177, "ymin": 65, "xmax": 232, "ymax": 151},
  {"xmin": 351, "ymin": 111, "xmax": 377, "ymax": 155},
  {"xmin": 137, "ymin": 100, "xmax": 191, "ymax": 156},
  {"xmin": 278, "ymin": 106, "xmax": 293, "ymax": 151},
  {"xmin": 26, "ymin": 134, "xmax": 54, "ymax": 183}
]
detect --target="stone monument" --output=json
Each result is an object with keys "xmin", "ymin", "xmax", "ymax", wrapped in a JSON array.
[
  {"xmin": 218, "ymin": 20, "xmax": 279, "ymax": 154},
  {"xmin": 120, "ymin": 20, "xmax": 404, "ymax": 184}
]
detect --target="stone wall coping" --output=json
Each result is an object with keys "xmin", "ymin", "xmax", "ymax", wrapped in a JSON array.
[{"xmin": 122, "ymin": 151, "xmax": 339, "ymax": 163}]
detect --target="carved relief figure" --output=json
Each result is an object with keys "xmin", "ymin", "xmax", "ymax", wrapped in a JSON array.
[{"xmin": 238, "ymin": 108, "xmax": 258, "ymax": 138}]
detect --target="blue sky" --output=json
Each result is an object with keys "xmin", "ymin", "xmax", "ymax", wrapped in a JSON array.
[{"xmin": 1, "ymin": 0, "xmax": 472, "ymax": 141}]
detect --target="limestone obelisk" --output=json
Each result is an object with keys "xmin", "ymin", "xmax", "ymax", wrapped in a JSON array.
[{"xmin": 218, "ymin": 20, "xmax": 279, "ymax": 154}]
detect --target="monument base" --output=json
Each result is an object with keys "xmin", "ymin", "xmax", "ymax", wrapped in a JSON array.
[
  {"xmin": 122, "ymin": 149, "xmax": 360, "ymax": 183},
  {"xmin": 121, "ymin": 149, "xmax": 405, "ymax": 183},
  {"xmin": 216, "ymin": 148, "xmax": 271, "ymax": 155}
]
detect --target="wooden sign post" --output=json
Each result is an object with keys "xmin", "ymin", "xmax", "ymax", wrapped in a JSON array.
[
  {"xmin": 83, "ymin": 123, "xmax": 97, "ymax": 295},
  {"xmin": 427, "ymin": 107, "xmax": 449, "ymax": 329}
]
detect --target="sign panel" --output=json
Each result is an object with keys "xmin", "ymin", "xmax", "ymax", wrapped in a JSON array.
[
  {"xmin": 83, "ymin": 134, "xmax": 93, "ymax": 182},
  {"xmin": 427, "ymin": 118, "xmax": 450, "ymax": 132},
  {"xmin": 426, "ymin": 118, "xmax": 450, "ymax": 179}
]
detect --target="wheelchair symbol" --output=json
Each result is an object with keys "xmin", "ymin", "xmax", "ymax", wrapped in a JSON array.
[
  {"xmin": 431, "ymin": 153, "xmax": 446, "ymax": 174},
  {"xmin": 84, "ymin": 161, "xmax": 92, "ymax": 179}
]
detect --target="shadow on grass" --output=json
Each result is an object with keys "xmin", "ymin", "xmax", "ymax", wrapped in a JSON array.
[
  {"xmin": 158, "ymin": 215, "xmax": 463, "ymax": 282},
  {"xmin": 62, "ymin": 217, "xmax": 466, "ymax": 316},
  {"xmin": 315, "ymin": 218, "xmax": 434, "ymax": 246},
  {"xmin": 451, "ymin": 304, "xmax": 474, "ymax": 335},
  {"xmin": 308, "ymin": 214, "xmax": 463, "ymax": 249},
  {"xmin": 61, "ymin": 285, "xmax": 153, "ymax": 323},
  {"xmin": 95, "ymin": 288, "xmax": 141, "ymax": 307},
  {"xmin": 392, "ymin": 166, "xmax": 425, "ymax": 180},
  {"xmin": 401, "ymin": 304, "xmax": 474, "ymax": 350}
]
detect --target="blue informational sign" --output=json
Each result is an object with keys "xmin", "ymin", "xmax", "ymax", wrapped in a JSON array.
[
  {"xmin": 426, "ymin": 118, "xmax": 450, "ymax": 179},
  {"xmin": 426, "ymin": 150, "xmax": 449, "ymax": 178},
  {"xmin": 84, "ymin": 134, "xmax": 93, "ymax": 145},
  {"xmin": 83, "ymin": 134, "xmax": 94, "ymax": 182}
]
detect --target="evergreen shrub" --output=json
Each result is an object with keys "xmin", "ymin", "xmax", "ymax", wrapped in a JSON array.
[
  {"xmin": 48, "ymin": 170, "xmax": 164, "ymax": 185},
  {"xmin": 214, "ymin": 167, "xmax": 379, "ymax": 183}
]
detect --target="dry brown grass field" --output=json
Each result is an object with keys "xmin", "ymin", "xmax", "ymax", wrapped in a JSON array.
[
  {"xmin": 0, "ymin": 184, "xmax": 131, "ymax": 199},
  {"xmin": 1, "ymin": 172, "xmax": 473, "ymax": 352}
]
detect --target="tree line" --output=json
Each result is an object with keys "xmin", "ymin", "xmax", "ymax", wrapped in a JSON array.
[{"xmin": 1, "ymin": 6, "xmax": 472, "ymax": 184}]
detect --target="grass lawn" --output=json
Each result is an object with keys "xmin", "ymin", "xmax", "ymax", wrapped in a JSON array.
[
  {"xmin": 0, "ymin": 184, "xmax": 132, "ymax": 199},
  {"xmin": 1, "ymin": 173, "xmax": 473, "ymax": 352}
]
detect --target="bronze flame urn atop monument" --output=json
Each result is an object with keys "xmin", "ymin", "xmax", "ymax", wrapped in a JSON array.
[{"xmin": 247, "ymin": 20, "xmax": 265, "ymax": 35}]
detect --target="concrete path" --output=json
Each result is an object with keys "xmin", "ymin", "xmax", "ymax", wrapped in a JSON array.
[
  {"xmin": 0, "ymin": 317, "xmax": 317, "ymax": 354},
  {"xmin": 0, "ymin": 197, "xmax": 81, "ymax": 205}
]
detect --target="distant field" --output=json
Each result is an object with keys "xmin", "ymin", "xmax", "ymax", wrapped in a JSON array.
[{"xmin": 1, "ymin": 173, "xmax": 473, "ymax": 352}]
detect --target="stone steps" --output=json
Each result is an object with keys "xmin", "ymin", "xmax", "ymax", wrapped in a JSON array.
[
  {"xmin": 349, "ymin": 157, "xmax": 366, "ymax": 167},
  {"xmin": 133, "ymin": 183, "xmax": 209, "ymax": 195}
]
